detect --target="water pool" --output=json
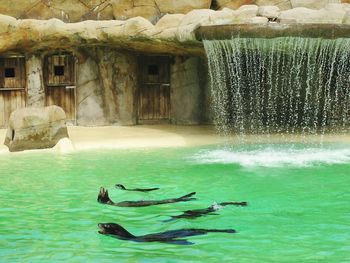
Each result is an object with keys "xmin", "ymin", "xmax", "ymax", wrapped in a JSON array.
[{"xmin": 0, "ymin": 143, "xmax": 350, "ymax": 262}]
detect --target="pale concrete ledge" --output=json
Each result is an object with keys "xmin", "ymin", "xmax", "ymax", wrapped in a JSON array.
[{"xmin": 196, "ymin": 24, "xmax": 350, "ymax": 40}]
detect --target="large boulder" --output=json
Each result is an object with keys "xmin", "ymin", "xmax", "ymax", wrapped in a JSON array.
[
  {"xmin": 4, "ymin": 106, "xmax": 69, "ymax": 152},
  {"xmin": 154, "ymin": 0, "xmax": 211, "ymax": 14},
  {"xmin": 111, "ymin": 0, "xmax": 161, "ymax": 23},
  {"xmin": 216, "ymin": 0, "xmax": 256, "ymax": 10},
  {"xmin": 279, "ymin": 6, "xmax": 346, "ymax": 23},
  {"xmin": 258, "ymin": 5, "xmax": 280, "ymax": 19},
  {"xmin": 291, "ymin": 0, "xmax": 328, "ymax": 9},
  {"xmin": 255, "ymin": 0, "xmax": 292, "ymax": 10},
  {"xmin": 176, "ymin": 6, "xmax": 260, "ymax": 41}
]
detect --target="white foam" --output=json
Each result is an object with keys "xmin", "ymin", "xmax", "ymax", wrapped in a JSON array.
[
  {"xmin": 53, "ymin": 138, "xmax": 75, "ymax": 154},
  {"xmin": 0, "ymin": 148, "xmax": 9, "ymax": 155},
  {"xmin": 211, "ymin": 202, "xmax": 223, "ymax": 210},
  {"xmin": 192, "ymin": 145, "xmax": 350, "ymax": 167}
]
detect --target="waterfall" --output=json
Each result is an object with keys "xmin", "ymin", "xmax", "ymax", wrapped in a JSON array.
[{"xmin": 204, "ymin": 37, "xmax": 350, "ymax": 135}]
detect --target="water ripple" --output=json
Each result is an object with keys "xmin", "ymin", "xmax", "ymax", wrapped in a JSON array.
[{"xmin": 191, "ymin": 145, "xmax": 350, "ymax": 167}]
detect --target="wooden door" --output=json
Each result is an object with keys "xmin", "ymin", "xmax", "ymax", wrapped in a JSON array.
[
  {"xmin": 0, "ymin": 57, "xmax": 26, "ymax": 128},
  {"xmin": 138, "ymin": 56, "xmax": 170, "ymax": 123},
  {"xmin": 45, "ymin": 54, "xmax": 76, "ymax": 123},
  {"xmin": 45, "ymin": 86, "xmax": 75, "ymax": 121}
]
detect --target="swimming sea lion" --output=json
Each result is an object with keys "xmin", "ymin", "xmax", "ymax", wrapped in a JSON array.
[
  {"xmin": 115, "ymin": 184, "xmax": 160, "ymax": 192},
  {"xmin": 163, "ymin": 201, "xmax": 248, "ymax": 221},
  {"xmin": 97, "ymin": 187, "xmax": 196, "ymax": 207},
  {"xmin": 98, "ymin": 223, "xmax": 236, "ymax": 245}
]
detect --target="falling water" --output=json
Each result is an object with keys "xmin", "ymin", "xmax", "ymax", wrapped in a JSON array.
[{"xmin": 204, "ymin": 37, "xmax": 350, "ymax": 135}]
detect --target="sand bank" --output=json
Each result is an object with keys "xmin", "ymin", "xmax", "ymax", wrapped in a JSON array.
[
  {"xmin": 0, "ymin": 125, "xmax": 225, "ymax": 154},
  {"xmin": 1, "ymin": 125, "xmax": 350, "ymax": 154}
]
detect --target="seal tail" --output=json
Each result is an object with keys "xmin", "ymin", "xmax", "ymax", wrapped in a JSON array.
[{"xmin": 178, "ymin": 192, "xmax": 196, "ymax": 200}]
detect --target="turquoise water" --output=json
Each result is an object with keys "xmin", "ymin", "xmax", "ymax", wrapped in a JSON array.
[{"xmin": 0, "ymin": 143, "xmax": 350, "ymax": 262}]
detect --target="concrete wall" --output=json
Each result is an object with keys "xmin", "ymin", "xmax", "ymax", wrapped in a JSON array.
[
  {"xmin": 15, "ymin": 49, "xmax": 210, "ymax": 127},
  {"xmin": 20, "ymin": 47, "xmax": 139, "ymax": 126},
  {"xmin": 76, "ymin": 47, "xmax": 138, "ymax": 126},
  {"xmin": 170, "ymin": 56, "xmax": 210, "ymax": 124},
  {"xmin": 26, "ymin": 54, "xmax": 45, "ymax": 107}
]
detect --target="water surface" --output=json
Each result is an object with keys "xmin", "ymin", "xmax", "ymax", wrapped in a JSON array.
[{"xmin": 0, "ymin": 143, "xmax": 349, "ymax": 262}]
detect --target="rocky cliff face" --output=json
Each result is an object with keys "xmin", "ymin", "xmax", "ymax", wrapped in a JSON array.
[
  {"xmin": 1, "ymin": 2, "xmax": 349, "ymax": 56},
  {"xmin": 0, "ymin": 0, "xmax": 348, "ymax": 23}
]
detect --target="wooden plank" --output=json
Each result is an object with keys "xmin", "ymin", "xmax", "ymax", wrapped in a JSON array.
[
  {"xmin": 155, "ymin": 84, "xmax": 160, "ymax": 119},
  {"xmin": 0, "ymin": 93, "xmax": 4, "ymax": 127},
  {"xmin": 45, "ymin": 86, "xmax": 75, "ymax": 121},
  {"xmin": 0, "ymin": 59, "xmax": 4, "ymax": 88},
  {"xmin": 4, "ymin": 92, "xmax": 10, "ymax": 127},
  {"xmin": 69, "ymin": 87, "xmax": 75, "ymax": 120},
  {"xmin": 159, "ymin": 85, "xmax": 165, "ymax": 119},
  {"xmin": 0, "ymin": 89, "xmax": 26, "ymax": 128}
]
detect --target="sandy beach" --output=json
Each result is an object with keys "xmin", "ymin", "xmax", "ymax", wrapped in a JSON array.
[
  {"xmin": 0, "ymin": 125, "xmax": 225, "ymax": 154},
  {"xmin": 1, "ymin": 125, "xmax": 350, "ymax": 154}
]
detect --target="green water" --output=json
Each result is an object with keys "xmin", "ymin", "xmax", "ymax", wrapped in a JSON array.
[{"xmin": 0, "ymin": 144, "xmax": 350, "ymax": 262}]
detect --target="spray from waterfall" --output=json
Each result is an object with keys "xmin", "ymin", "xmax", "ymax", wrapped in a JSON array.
[{"xmin": 204, "ymin": 37, "xmax": 350, "ymax": 135}]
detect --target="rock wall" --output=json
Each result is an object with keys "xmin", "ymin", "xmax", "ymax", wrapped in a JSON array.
[
  {"xmin": 76, "ymin": 53, "xmax": 107, "ymax": 126},
  {"xmin": 26, "ymin": 54, "xmax": 45, "ymax": 107},
  {"xmin": 170, "ymin": 56, "xmax": 208, "ymax": 124},
  {"xmin": 1, "ymin": 0, "xmax": 348, "ymax": 23},
  {"xmin": 0, "ymin": 0, "xmax": 114, "ymax": 21},
  {"xmin": 76, "ymin": 48, "xmax": 137, "ymax": 126},
  {"xmin": 1, "ymin": 1, "xmax": 349, "ymax": 57}
]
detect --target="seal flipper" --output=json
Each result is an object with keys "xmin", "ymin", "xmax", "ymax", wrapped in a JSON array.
[{"xmin": 178, "ymin": 192, "xmax": 196, "ymax": 200}]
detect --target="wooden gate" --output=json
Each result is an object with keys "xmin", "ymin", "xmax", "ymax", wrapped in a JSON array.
[
  {"xmin": 45, "ymin": 53, "xmax": 76, "ymax": 123},
  {"xmin": 0, "ymin": 56, "xmax": 26, "ymax": 128},
  {"xmin": 138, "ymin": 56, "xmax": 170, "ymax": 123}
]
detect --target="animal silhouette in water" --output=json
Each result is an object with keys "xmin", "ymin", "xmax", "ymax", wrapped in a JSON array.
[
  {"xmin": 97, "ymin": 187, "xmax": 196, "ymax": 207},
  {"xmin": 98, "ymin": 223, "xmax": 236, "ymax": 245},
  {"xmin": 115, "ymin": 184, "xmax": 160, "ymax": 192},
  {"xmin": 164, "ymin": 201, "xmax": 248, "ymax": 222}
]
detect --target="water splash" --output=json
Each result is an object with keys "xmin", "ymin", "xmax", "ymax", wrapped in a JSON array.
[
  {"xmin": 192, "ymin": 144, "xmax": 350, "ymax": 167},
  {"xmin": 204, "ymin": 37, "xmax": 350, "ymax": 135}
]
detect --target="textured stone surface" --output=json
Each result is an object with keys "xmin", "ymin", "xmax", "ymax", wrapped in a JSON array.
[
  {"xmin": 76, "ymin": 55, "xmax": 106, "ymax": 126},
  {"xmin": 258, "ymin": 5, "xmax": 280, "ymax": 18},
  {"xmin": 111, "ymin": 0, "xmax": 160, "ymax": 23},
  {"xmin": 26, "ymin": 55, "xmax": 45, "ymax": 107},
  {"xmin": 170, "ymin": 57, "xmax": 204, "ymax": 124},
  {"xmin": 152, "ymin": 14, "xmax": 185, "ymax": 38},
  {"xmin": 216, "ymin": 0, "xmax": 255, "ymax": 10},
  {"xmin": 4, "ymin": 106, "xmax": 69, "ymax": 152},
  {"xmin": 155, "ymin": 0, "xmax": 211, "ymax": 14},
  {"xmin": 291, "ymin": 0, "xmax": 328, "ymax": 9},
  {"xmin": 0, "ymin": 4, "xmax": 350, "ymax": 60},
  {"xmin": 176, "ymin": 6, "xmax": 260, "ymax": 41},
  {"xmin": 255, "ymin": 0, "xmax": 292, "ymax": 10},
  {"xmin": 279, "ymin": 6, "xmax": 346, "ymax": 23},
  {"xmin": 76, "ymin": 48, "xmax": 137, "ymax": 126},
  {"xmin": 0, "ymin": 0, "xmax": 114, "ymax": 21},
  {"xmin": 0, "ymin": 15, "xmax": 203, "ymax": 56},
  {"xmin": 344, "ymin": 10, "xmax": 350, "ymax": 24}
]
